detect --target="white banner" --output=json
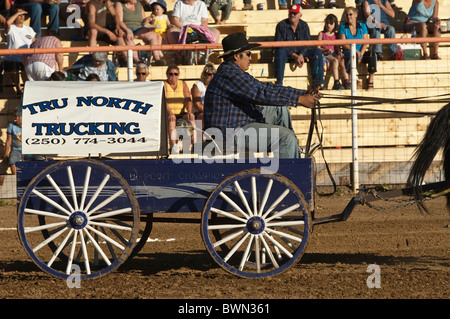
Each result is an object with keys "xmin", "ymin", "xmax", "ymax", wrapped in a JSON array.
[{"xmin": 21, "ymin": 81, "xmax": 165, "ymax": 156}]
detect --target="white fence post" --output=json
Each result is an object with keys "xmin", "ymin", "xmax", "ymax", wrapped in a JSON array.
[{"xmin": 350, "ymin": 43, "xmax": 359, "ymax": 193}]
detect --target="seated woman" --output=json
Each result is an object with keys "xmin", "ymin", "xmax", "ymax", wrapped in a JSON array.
[
  {"xmin": 338, "ymin": 6, "xmax": 377, "ymax": 90},
  {"xmin": 404, "ymin": 0, "xmax": 441, "ymax": 60},
  {"xmin": 190, "ymin": 63, "xmax": 216, "ymax": 124},
  {"xmin": 115, "ymin": 0, "xmax": 165, "ymax": 65},
  {"xmin": 164, "ymin": 64, "xmax": 195, "ymax": 150}
]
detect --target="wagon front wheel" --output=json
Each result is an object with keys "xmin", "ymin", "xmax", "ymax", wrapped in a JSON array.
[
  {"xmin": 17, "ymin": 160, "xmax": 140, "ymax": 280},
  {"xmin": 201, "ymin": 168, "xmax": 312, "ymax": 278}
]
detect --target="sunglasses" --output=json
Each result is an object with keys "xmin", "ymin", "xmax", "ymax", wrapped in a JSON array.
[
  {"xmin": 204, "ymin": 72, "xmax": 214, "ymax": 76},
  {"xmin": 243, "ymin": 51, "xmax": 251, "ymax": 57},
  {"xmin": 136, "ymin": 72, "xmax": 147, "ymax": 75},
  {"xmin": 168, "ymin": 72, "xmax": 179, "ymax": 76}
]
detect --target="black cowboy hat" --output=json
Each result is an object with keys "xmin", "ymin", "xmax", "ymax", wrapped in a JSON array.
[{"xmin": 218, "ymin": 33, "xmax": 261, "ymax": 58}]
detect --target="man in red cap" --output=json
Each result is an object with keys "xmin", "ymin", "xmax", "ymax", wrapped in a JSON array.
[{"xmin": 273, "ymin": 4, "xmax": 324, "ymax": 89}]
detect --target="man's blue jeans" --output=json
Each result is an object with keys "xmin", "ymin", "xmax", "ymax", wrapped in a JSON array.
[
  {"xmin": 274, "ymin": 47, "xmax": 324, "ymax": 86},
  {"xmin": 369, "ymin": 25, "xmax": 398, "ymax": 57},
  {"xmin": 21, "ymin": 2, "xmax": 59, "ymax": 38}
]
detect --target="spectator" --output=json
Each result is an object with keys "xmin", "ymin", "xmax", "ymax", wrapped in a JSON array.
[
  {"xmin": 0, "ymin": 0, "xmax": 11, "ymax": 27},
  {"xmin": 404, "ymin": 0, "xmax": 441, "ymax": 59},
  {"xmin": 24, "ymin": 36, "xmax": 63, "ymax": 81},
  {"xmin": 115, "ymin": 0, "xmax": 165, "ymax": 66},
  {"xmin": 315, "ymin": 0, "xmax": 337, "ymax": 8},
  {"xmin": 338, "ymin": 6, "xmax": 377, "ymax": 90},
  {"xmin": 48, "ymin": 70, "xmax": 66, "ymax": 81},
  {"xmin": 85, "ymin": 73, "xmax": 101, "ymax": 81},
  {"xmin": 203, "ymin": 33, "xmax": 319, "ymax": 159},
  {"xmin": 318, "ymin": 14, "xmax": 348, "ymax": 90},
  {"xmin": 70, "ymin": 51, "xmax": 118, "ymax": 81},
  {"xmin": 3, "ymin": 5, "xmax": 36, "ymax": 95},
  {"xmin": 363, "ymin": 0, "xmax": 399, "ymax": 60},
  {"xmin": 3, "ymin": 108, "xmax": 22, "ymax": 175},
  {"xmin": 242, "ymin": 0, "xmax": 252, "ymax": 10},
  {"xmin": 147, "ymin": 0, "xmax": 171, "ymax": 43},
  {"xmin": 205, "ymin": 0, "xmax": 233, "ymax": 25},
  {"xmin": 134, "ymin": 62, "xmax": 151, "ymax": 81},
  {"xmin": 86, "ymin": 0, "xmax": 124, "ymax": 47},
  {"xmin": 164, "ymin": 64, "xmax": 194, "ymax": 149},
  {"xmin": 273, "ymin": 4, "xmax": 324, "ymax": 90},
  {"xmin": 167, "ymin": 0, "xmax": 220, "ymax": 45},
  {"xmin": 191, "ymin": 62, "xmax": 215, "ymax": 122},
  {"xmin": 14, "ymin": 0, "xmax": 60, "ymax": 38}
]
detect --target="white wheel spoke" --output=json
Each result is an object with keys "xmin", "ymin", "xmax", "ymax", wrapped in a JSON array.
[
  {"xmin": 46, "ymin": 174, "xmax": 74, "ymax": 213},
  {"xmin": 83, "ymin": 229, "xmax": 112, "ymax": 266},
  {"xmin": 67, "ymin": 166, "xmax": 79, "ymax": 211},
  {"xmin": 85, "ymin": 225, "xmax": 125, "ymax": 250},
  {"xmin": 79, "ymin": 231, "xmax": 91, "ymax": 275},
  {"xmin": 89, "ymin": 207, "xmax": 132, "ymax": 220},
  {"xmin": 31, "ymin": 189, "xmax": 72, "ymax": 216},
  {"xmin": 265, "ymin": 227, "xmax": 303, "ymax": 243},
  {"xmin": 261, "ymin": 189, "xmax": 290, "ymax": 219},
  {"xmin": 233, "ymin": 181, "xmax": 253, "ymax": 217},
  {"xmin": 210, "ymin": 207, "xmax": 248, "ymax": 223},
  {"xmin": 33, "ymin": 227, "xmax": 68, "ymax": 253},
  {"xmin": 263, "ymin": 232, "xmax": 293, "ymax": 259},
  {"xmin": 208, "ymin": 223, "xmax": 246, "ymax": 231},
  {"xmin": 66, "ymin": 229, "xmax": 79, "ymax": 274},
  {"xmin": 88, "ymin": 221, "xmax": 133, "ymax": 232},
  {"xmin": 265, "ymin": 203, "xmax": 301, "ymax": 222},
  {"xmin": 25, "ymin": 221, "xmax": 68, "ymax": 233},
  {"xmin": 87, "ymin": 189, "xmax": 126, "ymax": 216},
  {"xmin": 239, "ymin": 235, "xmax": 254, "ymax": 271},
  {"xmin": 213, "ymin": 229, "xmax": 245, "ymax": 248},
  {"xmin": 83, "ymin": 174, "xmax": 111, "ymax": 213},
  {"xmin": 266, "ymin": 219, "xmax": 305, "ymax": 227},
  {"xmin": 219, "ymin": 191, "xmax": 250, "ymax": 219},
  {"xmin": 47, "ymin": 228, "xmax": 75, "ymax": 267},
  {"xmin": 259, "ymin": 234, "xmax": 279, "ymax": 269},
  {"xmin": 223, "ymin": 232, "xmax": 251, "ymax": 262},
  {"xmin": 258, "ymin": 179, "xmax": 273, "ymax": 216},
  {"xmin": 80, "ymin": 166, "xmax": 91, "ymax": 211},
  {"xmin": 251, "ymin": 176, "xmax": 257, "ymax": 216},
  {"xmin": 255, "ymin": 235, "xmax": 261, "ymax": 273},
  {"xmin": 24, "ymin": 208, "xmax": 69, "ymax": 220}
]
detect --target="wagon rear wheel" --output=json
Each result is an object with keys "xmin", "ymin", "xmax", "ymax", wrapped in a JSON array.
[
  {"xmin": 201, "ymin": 168, "xmax": 312, "ymax": 278},
  {"xmin": 17, "ymin": 160, "xmax": 140, "ymax": 280}
]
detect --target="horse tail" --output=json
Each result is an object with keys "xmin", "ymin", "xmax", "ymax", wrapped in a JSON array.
[{"xmin": 407, "ymin": 103, "xmax": 450, "ymax": 211}]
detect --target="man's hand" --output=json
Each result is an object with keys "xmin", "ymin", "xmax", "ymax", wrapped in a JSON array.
[
  {"xmin": 291, "ymin": 53, "xmax": 304, "ymax": 68},
  {"xmin": 298, "ymin": 90, "xmax": 322, "ymax": 108}
]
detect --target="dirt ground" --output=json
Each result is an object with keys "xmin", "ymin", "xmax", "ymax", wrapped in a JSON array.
[{"xmin": 0, "ymin": 190, "xmax": 449, "ymax": 301}]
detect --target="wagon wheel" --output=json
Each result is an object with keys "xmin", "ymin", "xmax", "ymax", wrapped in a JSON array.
[
  {"xmin": 201, "ymin": 168, "xmax": 312, "ymax": 278},
  {"xmin": 17, "ymin": 159, "xmax": 140, "ymax": 280}
]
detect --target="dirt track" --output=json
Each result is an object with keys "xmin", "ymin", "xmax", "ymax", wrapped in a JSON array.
[{"xmin": 0, "ymin": 191, "xmax": 449, "ymax": 300}]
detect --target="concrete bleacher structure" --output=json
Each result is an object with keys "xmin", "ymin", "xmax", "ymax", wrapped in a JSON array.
[{"xmin": 1, "ymin": 0, "xmax": 449, "ymax": 196}]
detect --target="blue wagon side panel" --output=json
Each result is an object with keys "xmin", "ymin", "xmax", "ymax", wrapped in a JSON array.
[{"xmin": 17, "ymin": 158, "xmax": 315, "ymax": 213}]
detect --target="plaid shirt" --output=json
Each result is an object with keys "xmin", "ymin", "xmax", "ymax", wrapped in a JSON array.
[{"xmin": 204, "ymin": 61, "xmax": 304, "ymax": 135}]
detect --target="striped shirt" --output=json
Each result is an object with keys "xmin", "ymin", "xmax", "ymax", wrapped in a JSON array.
[{"xmin": 204, "ymin": 61, "xmax": 304, "ymax": 136}]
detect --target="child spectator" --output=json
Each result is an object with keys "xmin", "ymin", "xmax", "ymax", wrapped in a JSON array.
[
  {"xmin": 3, "ymin": 109, "xmax": 22, "ymax": 175},
  {"xmin": 3, "ymin": 5, "xmax": 36, "ymax": 95},
  {"xmin": 318, "ymin": 14, "xmax": 348, "ymax": 90}
]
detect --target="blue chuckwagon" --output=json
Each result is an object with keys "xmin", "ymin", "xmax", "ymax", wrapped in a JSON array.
[{"xmin": 14, "ymin": 81, "xmax": 365, "ymax": 280}]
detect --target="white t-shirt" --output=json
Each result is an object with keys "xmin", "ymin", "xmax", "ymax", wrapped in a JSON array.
[
  {"xmin": 6, "ymin": 24, "xmax": 36, "ymax": 62},
  {"xmin": 172, "ymin": 0, "xmax": 209, "ymax": 26}
]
